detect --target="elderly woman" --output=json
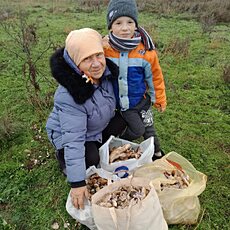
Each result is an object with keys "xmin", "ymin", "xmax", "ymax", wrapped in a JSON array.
[{"xmin": 46, "ymin": 28, "xmax": 126, "ymax": 209}]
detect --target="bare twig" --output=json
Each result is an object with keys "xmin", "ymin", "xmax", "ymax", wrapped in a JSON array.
[
  {"xmin": 57, "ymin": 211, "xmax": 71, "ymax": 230},
  {"xmin": 34, "ymin": 39, "xmax": 53, "ymax": 64}
]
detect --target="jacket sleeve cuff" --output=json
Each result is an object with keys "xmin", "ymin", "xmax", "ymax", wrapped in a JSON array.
[{"xmin": 70, "ymin": 180, "xmax": 86, "ymax": 188}]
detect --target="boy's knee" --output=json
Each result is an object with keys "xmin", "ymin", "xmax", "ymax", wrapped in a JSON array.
[
  {"xmin": 133, "ymin": 126, "xmax": 145, "ymax": 137},
  {"xmin": 121, "ymin": 126, "xmax": 145, "ymax": 140}
]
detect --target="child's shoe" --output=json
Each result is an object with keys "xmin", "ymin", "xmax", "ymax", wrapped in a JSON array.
[{"xmin": 152, "ymin": 149, "xmax": 165, "ymax": 161}]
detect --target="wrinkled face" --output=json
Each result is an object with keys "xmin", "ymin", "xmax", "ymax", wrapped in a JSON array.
[
  {"xmin": 111, "ymin": 16, "xmax": 136, "ymax": 39},
  {"xmin": 78, "ymin": 52, "xmax": 106, "ymax": 83}
]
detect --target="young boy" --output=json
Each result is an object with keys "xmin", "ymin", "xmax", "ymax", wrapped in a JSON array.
[{"xmin": 103, "ymin": 0, "xmax": 167, "ymax": 160}]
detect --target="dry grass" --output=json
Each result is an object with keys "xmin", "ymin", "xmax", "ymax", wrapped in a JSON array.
[
  {"xmin": 222, "ymin": 65, "xmax": 230, "ymax": 84},
  {"xmin": 0, "ymin": 113, "xmax": 21, "ymax": 145},
  {"xmin": 136, "ymin": 0, "xmax": 230, "ymax": 23},
  {"xmin": 1, "ymin": 0, "xmax": 229, "ymax": 23},
  {"xmin": 75, "ymin": 0, "xmax": 109, "ymax": 12},
  {"xmin": 163, "ymin": 37, "xmax": 190, "ymax": 58}
]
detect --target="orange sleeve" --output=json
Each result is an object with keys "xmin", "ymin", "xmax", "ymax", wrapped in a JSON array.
[{"xmin": 150, "ymin": 50, "xmax": 167, "ymax": 108}]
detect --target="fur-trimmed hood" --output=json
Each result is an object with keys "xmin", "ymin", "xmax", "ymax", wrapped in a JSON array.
[{"xmin": 50, "ymin": 47, "xmax": 119, "ymax": 104}]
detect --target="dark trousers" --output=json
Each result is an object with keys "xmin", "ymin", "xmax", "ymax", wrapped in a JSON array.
[
  {"xmin": 84, "ymin": 110, "xmax": 127, "ymax": 168},
  {"xmin": 120, "ymin": 95, "xmax": 161, "ymax": 153},
  {"xmin": 56, "ymin": 111, "xmax": 126, "ymax": 171}
]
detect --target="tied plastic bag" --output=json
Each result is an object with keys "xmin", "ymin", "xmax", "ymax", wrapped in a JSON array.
[
  {"xmin": 134, "ymin": 151, "xmax": 207, "ymax": 225},
  {"xmin": 66, "ymin": 166, "xmax": 120, "ymax": 230},
  {"xmin": 99, "ymin": 135, "xmax": 154, "ymax": 176},
  {"xmin": 91, "ymin": 177, "xmax": 168, "ymax": 230}
]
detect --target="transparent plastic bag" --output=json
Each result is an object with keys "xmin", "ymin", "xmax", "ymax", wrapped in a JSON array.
[
  {"xmin": 134, "ymin": 152, "xmax": 207, "ymax": 224},
  {"xmin": 66, "ymin": 166, "xmax": 120, "ymax": 229}
]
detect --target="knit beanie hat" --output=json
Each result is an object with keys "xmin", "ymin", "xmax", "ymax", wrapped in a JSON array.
[
  {"xmin": 107, "ymin": 0, "xmax": 138, "ymax": 29},
  {"xmin": 65, "ymin": 28, "xmax": 104, "ymax": 66}
]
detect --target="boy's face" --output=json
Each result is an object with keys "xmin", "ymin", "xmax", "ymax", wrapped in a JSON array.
[{"xmin": 111, "ymin": 16, "xmax": 136, "ymax": 39}]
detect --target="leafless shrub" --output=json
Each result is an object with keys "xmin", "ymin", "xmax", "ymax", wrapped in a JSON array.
[
  {"xmin": 47, "ymin": 5, "xmax": 75, "ymax": 14},
  {"xmin": 163, "ymin": 37, "xmax": 190, "ymax": 58},
  {"xmin": 77, "ymin": 0, "xmax": 109, "ymax": 12},
  {"xmin": 200, "ymin": 14, "xmax": 217, "ymax": 34},
  {"xmin": 1, "ymin": 10, "xmax": 54, "ymax": 117},
  {"xmin": 222, "ymin": 65, "xmax": 230, "ymax": 84},
  {"xmin": 137, "ymin": 0, "xmax": 174, "ymax": 14},
  {"xmin": 0, "ymin": 9, "xmax": 11, "ymax": 21},
  {"xmin": 212, "ymin": 5, "xmax": 230, "ymax": 23},
  {"xmin": 136, "ymin": 0, "xmax": 230, "ymax": 23}
]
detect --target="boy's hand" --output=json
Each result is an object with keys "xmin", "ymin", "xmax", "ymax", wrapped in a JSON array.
[
  {"xmin": 157, "ymin": 105, "xmax": 166, "ymax": 112},
  {"xmin": 152, "ymin": 103, "xmax": 166, "ymax": 112}
]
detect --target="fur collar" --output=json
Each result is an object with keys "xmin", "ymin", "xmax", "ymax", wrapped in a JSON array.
[{"xmin": 50, "ymin": 48, "xmax": 119, "ymax": 104}]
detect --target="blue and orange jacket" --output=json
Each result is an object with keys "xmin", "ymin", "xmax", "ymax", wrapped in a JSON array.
[{"xmin": 104, "ymin": 42, "xmax": 166, "ymax": 111}]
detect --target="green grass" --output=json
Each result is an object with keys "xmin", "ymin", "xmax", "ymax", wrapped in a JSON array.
[{"xmin": 0, "ymin": 1, "xmax": 229, "ymax": 229}]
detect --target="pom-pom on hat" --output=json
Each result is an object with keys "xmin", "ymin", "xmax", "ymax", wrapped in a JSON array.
[
  {"xmin": 65, "ymin": 28, "xmax": 104, "ymax": 66},
  {"xmin": 107, "ymin": 0, "xmax": 138, "ymax": 29}
]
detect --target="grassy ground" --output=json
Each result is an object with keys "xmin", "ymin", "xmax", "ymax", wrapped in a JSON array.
[{"xmin": 0, "ymin": 1, "xmax": 229, "ymax": 229}]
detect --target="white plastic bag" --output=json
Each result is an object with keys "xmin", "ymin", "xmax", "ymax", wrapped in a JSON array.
[
  {"xmin": 66, "ymin": 166, "xmax": 120, "ymax": 229},
  {"xmin": 66, "ymin": 197, "xmax": 96, "ymax": 230},
  {"xmin": 91, "ymin": 177, "xmax": 168, "ymax": 230},
  {"xmin": 99, "ymin": 136, "xmax": 154, "ymax": 175}
]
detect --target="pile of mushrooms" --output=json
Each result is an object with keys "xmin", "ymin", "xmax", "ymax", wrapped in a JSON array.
[
  {"xmin": 86, "ymin": 173, "xmax": 108, "ymax": 197},
  {"xmin": 96, "ymin": 185, "xmax": 150, "ymax": 209},
  {"xmin": 109, "ymin": 143, "xmax": 142, "ymax": 163},
  {"xmin": 160, "ymin": 169, "xmax": 190, "ymax": 190}
]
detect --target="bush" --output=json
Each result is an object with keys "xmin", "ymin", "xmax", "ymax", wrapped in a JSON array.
[{"xmin": 136, "ymin": 0, "xmax": 230, "ymax": 23}]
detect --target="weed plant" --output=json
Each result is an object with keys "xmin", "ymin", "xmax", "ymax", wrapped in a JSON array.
[{"xmin": 0, "ymin": 0, "xmax": 229, "ymax": 229}]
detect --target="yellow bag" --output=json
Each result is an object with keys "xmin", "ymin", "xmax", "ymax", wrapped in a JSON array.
[
  {"xmin": 134, "ymin": 152, "xmax": 207, "ymax": 225},
  {"xmin": 91, "ymin": 177, "xmax": 168, "ymax": 230}
]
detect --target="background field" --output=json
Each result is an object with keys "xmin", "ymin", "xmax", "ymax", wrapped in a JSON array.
[{"xmin": 0, "ymin": 0, "xmax": 229, "ymax": 229}]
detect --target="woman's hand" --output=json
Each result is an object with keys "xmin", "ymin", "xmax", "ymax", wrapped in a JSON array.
[{"xmin": 70, "ymin": 186, "xmax": 89, "ymax": 209}]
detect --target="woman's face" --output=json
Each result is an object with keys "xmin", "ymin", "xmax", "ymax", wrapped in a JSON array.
[{"xmin": 78, "ymin": 52, "xmax": 106, "ymax": 83}]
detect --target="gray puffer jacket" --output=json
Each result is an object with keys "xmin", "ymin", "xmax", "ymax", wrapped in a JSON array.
[{"xmin": 46, "ymin": 48, "xmax": 119, "ymax": 184}]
